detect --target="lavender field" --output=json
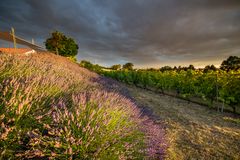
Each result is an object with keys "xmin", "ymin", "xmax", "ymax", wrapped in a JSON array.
[
  {"xmin": 0, "ymin": 52, "xmax": 166, "ymax": 159},
  {"xmin": 1, "ymin": 0, "xmax": 240, "ymax": 159}
]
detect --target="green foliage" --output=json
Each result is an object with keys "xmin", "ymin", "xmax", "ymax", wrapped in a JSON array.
[
  {"xmin": 220, "ymin": 56, "xmax": 240, "ymax": 71},
  {"xmin": 102, "ymin": 69, "xmax": 240, "ymax": 113},
  {"xmin": 67, "ymin": 56, "xmax": 78, "ymax": 63},
  {"xmin": 79, "ymin": 60, "xmax": 92, "ymax": 68},
  {"xmin": 219, "ymin": 73, "xmax": 240, "ymax": 112},
  {"xmin": 111, "ymin": 64, "xmax": 121, "ymax": 70},
  {"xmin": 204, "ymin": 65, "xmax": 217, "ymax": 73},
  {"xmin": 123, "ymin": 63, "xmax": 134, "ymax": 70},
  {"xmin": 79, "ymin": 60, "xmax": 102, "ymax": 72},
  {"xmin": 0, "ymin": 54, "xmax": 146, "ymax": 159},
  {"xmin": 160, "ymin": 66, "xmax": 172, "ymax": 72},
  {"xmin": 45, "ymin": 31, "xmax": 79, "ymax": 57},
  {"xmin": 188, "ymin": 64, "xmax": 195, "ymax": 70}
]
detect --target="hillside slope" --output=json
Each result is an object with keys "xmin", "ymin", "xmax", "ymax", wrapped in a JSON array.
[{"xmin": 0, "ymin": 52, "xmax": 166, "ymax": 159}]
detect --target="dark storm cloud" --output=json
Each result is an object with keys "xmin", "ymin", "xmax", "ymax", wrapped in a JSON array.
[{"xmin": 0, "ymin": 0, "xmax": 240, "ymax": 67}]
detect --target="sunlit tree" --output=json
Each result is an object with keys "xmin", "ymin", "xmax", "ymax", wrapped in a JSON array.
[{"xmin": 45, "ymin": 31, "xmax": 79, "ymax": 58}]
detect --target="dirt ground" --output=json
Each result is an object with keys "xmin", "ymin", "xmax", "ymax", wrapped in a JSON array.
[{"xmin": 126, "ymin": 85, "xmax": 240, "ymax": 160}]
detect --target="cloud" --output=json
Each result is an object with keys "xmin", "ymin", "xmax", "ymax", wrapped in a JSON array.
[{"xmin": 0, "ymin": 0, "xmax": 240, "ymax": 67}]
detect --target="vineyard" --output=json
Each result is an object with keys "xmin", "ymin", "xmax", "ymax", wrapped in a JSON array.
[{"xmin": 101, "ymin": 69, "xmax": 240, "ymax": 113}]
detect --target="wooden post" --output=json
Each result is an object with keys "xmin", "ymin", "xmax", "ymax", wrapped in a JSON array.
[
  {"xmin": 11, "ymin": 27, "xmax": 17, "ymax": 49},
  {"xmin": 221, "ymin": 101, "xmax": 224, "ymax": 113},
  {"xmin": 216, "ymin": 73, "xmax": 219, "ymax": 112}
]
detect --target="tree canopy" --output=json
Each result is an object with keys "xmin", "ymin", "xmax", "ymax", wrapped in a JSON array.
[
  {"xmin": 45, "ymin": 31, "xmax": 79, "ymax": 57},
  {"xmin": 160, "ymin": 66, "xmax": 172, "ymax": 72},
  {"xmin": 111, "ymin": 64, "xmax": 121, "ymax": 70},
  {"xmin": 123, "ymin": 63, "xmax": 134, "ymax": 70},
  {"xmin": 188, "ymin": 64, "xmax": 195, "ymax": 70},
  {"xmin": 220, "ymin": 56, "xmax": 240, "ymax": 71},
  {"xmin": 203, "ymin": 65, "xmax": 217, "ymax": 73}
]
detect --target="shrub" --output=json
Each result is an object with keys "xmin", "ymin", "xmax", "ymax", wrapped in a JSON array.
[{"xmin": 0, "ymin": 53, "xmax": 166, "ymax": 159}]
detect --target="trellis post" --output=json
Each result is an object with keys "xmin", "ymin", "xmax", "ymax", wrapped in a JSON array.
[{"xmin": 216, "ymin": 73, "xmax": 219, "ymax": 112}]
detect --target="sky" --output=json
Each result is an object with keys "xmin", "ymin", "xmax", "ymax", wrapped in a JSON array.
[{"xmin": 0, "ymin": 0, "xmax": 240, "ymax": 68}]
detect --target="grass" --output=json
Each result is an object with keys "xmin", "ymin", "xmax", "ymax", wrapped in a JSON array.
[
  {"xmin": 0, "ymin": 52, "xmax": 166, "ymax": 159},
  {"xmin": 126, "ymin": 84, "xmax": 240, "ymax": 159}
]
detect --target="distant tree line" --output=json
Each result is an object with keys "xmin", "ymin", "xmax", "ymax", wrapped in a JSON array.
[
  {"xmin": 109, "ymin": 63, "xmax": 134, "ymax": 70},
  {"xmin": 107, "ymin": 56, "xmax": 240, "ymax": 72},
  {"xmin": 79, "ymin": 56, "xmax": 240, "ymax": 73},
  {"xmin": 44, "ymin": 32, "xmax": 240, "ymax": 72},
  {"xmin": 79, "ymin": 60, "xmax": 102, "ymax": 72}
]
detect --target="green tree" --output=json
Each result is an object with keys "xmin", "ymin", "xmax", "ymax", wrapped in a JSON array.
[
  {"xmin": 188, "ymin": 64, "xmax": 195, "ymax": 70},
  {"xmin": 203, "ymin": 65, "xmax": 217, "ymax": 73},
  {"xmin": 123, "ymin": 63, "xmax": 134, "ymax": 70},
  {"xmin": 79, "ymin": 60, "xmax": 93, "ymax": 69},
  {"xmin": 79, "ymin": 60, "xmax": 102, "ymax": 72},
  {"xmin": 220, "ymin": 56, "xmax": 240, "ymax": 71},
  {"xmin": 45, "ymin": 31, "xmax": 79, "ymax": 58},
  {"xmin": 111, "ymin": 64, "xmax": 121, "ymax": 70},
  {"xmin": 160, "ymin": 66, "xmax": 172, "ymax": 72}
]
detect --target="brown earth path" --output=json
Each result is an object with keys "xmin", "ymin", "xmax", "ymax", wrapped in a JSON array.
[{"xmin": 125, "ymin": 85, "xmax": 240, "ymax": 160}]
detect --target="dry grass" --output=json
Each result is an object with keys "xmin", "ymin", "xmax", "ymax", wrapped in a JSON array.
[{"xmin": 126, "ymin": 85, "xmax": 240, "ymax": 160}]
